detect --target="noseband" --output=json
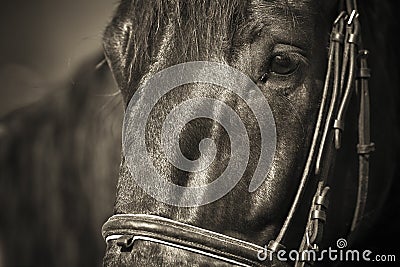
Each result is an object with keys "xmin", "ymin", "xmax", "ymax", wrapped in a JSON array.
[{"xmin": 102, "ymin": 0, "xmax": 374, "ymax": 266}]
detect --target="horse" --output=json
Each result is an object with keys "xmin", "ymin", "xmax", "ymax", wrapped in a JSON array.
[
  {"xmin": 0, "ymin": 56, "xmax": 122, "ymax": 266},
  {"xmin": 0, "ymin": 0, "xmax": 398, "ymax": 266},
  {"xmin": 101, "ymin": 0, "xmax": 399, "ymax": 266}
]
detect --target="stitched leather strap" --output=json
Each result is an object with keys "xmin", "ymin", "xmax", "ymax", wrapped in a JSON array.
[{"xmin": 102, "ymin": 214, "xmax": 275, "ymax": 266}]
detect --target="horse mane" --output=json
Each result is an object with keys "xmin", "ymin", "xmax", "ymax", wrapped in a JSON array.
[{"xmin": 104, "ymin": 0, "xmax": 248, "ymax": 99}]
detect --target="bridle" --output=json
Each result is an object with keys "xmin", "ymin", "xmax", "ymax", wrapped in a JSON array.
[{"xmin": 102, "ymin": 0, "xmax": 374, "ymax": 266}]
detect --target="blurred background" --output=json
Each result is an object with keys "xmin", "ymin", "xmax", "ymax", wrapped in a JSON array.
[
  {"xmin": 0, "ymin": 2, "xmax": 121, "ymax": 266},
  {"xmin": 0, "ymin": 0, "xmax": 116, "ymax": 116}
]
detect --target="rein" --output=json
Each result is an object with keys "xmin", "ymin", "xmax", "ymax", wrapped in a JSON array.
[{"xmin": 102, "ymin": 0, "xmax": 374, "ymax": 265}]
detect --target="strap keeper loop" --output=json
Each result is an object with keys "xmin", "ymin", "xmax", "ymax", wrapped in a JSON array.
[
  {"xmin": 333, "ymin": 120, "xmax": 345, "ymax": 131},
  {"xmin": 331, "ymin": 32, "xmax": 344, "ymax": 43},
  {"xmin": 315, "ymin": 196, "xmax": 329, "ymax": 209},
  {"xmin": 348, "ymin": 33, "xmax": 358, "ymax": 44},
  {"xmin": 312, "ymin": 210, "xmax": 327, "ymax": 222},
  {"xmin": 357, "ymin": 143, "xmax": 375, "ymax": 155},
  {"xmin": 357, "ymin": 67, "xmax": 371, "ymax": 79}
]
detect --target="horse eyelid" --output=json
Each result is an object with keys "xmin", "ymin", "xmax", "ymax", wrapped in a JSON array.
[
  {"xmin": 261, "ymin": 52, "xmax": 308, "ymax": 78},
  {"xmin": 272, "ymin": 52, "xmax": 310, "ymax": 67}
]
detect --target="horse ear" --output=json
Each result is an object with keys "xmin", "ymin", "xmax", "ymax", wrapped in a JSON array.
[{"xmin": 103, "ymin": 22, "xmax": 130, "ymax": 104}]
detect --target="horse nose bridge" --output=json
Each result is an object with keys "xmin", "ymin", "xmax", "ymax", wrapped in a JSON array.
[
  {"xmin": 177, "ymin": 80, "xmax": 233, "ymax": 124},
  {"xmin": 174, "ymin": 82, "xmax": 233, "ymax": 160}
]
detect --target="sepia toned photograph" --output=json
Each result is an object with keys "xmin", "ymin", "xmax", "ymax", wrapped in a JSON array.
[{"xmin": 0, "ymin": 0, "xmax": 399, "ymax": 266}]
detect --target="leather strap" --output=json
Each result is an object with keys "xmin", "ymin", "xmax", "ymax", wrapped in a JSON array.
[
  {"xmin": 296, "ymin": 1, "xmax": 374, "ymax": 265},
  {"xmin": 351, "ymin": 49, "xmax": 374, "ymax": 231},
  {"xmin": 102, "ymin": 214, "xmax": 273, "ymax": 266}
]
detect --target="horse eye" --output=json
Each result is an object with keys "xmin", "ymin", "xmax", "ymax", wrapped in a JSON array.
[
  {"xmin": 269, "ymin": 54, "xmax": 299, "ymax": 75},
  {"xmin": 259, "ymin": 52, "xmax": 305, "ymax": 83}
]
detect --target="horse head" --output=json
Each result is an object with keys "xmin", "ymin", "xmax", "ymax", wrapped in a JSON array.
[{"xmin": 102, "ymin": 0, "xmax": 398, "ymax": 266}]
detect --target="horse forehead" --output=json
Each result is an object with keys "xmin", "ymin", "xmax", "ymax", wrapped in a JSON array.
[
  {"xmin": 105, "ymin": 0, "xmax": 333, "ymax": 98},
  {"xmin": 262, "ymin": 0, "xmax": 316, "ymax": 10},
  {"xmin": 115, "ymin": 0, "xmax": 329, "ymax": 20},
  {"xmin": 252, "ymin": 0, "xmax": 333, "ymax": 20},
  {"xmin": 111, "ymin": 0, "xmax": 331, "ymax": 40}
]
